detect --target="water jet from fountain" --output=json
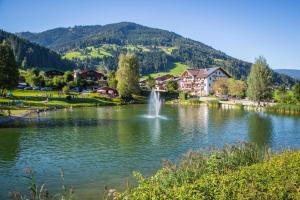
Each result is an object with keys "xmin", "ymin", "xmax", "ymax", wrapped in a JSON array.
[{"xmin": 148, "ymin": 89, "xmax": 162, "ymax": 118}]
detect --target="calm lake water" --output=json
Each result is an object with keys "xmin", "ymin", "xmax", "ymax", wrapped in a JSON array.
[{"xmin": 0, "ymin": 104, "xmax": 300, "ymax": 199}]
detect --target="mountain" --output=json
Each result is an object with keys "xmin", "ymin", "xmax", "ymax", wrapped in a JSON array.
[
  {"xmin": 0, "ymin": 30, "xmax": 74, "ymax": 71},
  {"xmin": 274, "ymin": 69, "xmax": 300, "ymax": 80},
  {"xmin": 16, "ymin": 22, "xmax": 296, "ymax": 84}
]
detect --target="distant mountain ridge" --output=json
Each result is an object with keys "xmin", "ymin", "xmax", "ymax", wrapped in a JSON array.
[
  {"xmin": 275, "ymin": 69, "xmax": 300, "ymax": 80},
  {"xmin": 15, "ymin": 22, "xmax": 297, "ymax": 84}
]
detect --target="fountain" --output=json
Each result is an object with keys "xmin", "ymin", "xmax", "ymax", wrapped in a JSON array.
[{"xmin": 148, "ymin": 89, "xmax": 162, "ymax": 118}]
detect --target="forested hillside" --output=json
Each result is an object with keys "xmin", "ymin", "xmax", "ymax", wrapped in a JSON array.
[
  {"xmin": 0, "ymin": 30, "xmax": 74, "ymax": 71},
  {"xmin": 275, "ymin": 69, "xmax": 300, "ymax": 80},
  {"xmin": 17, "ymin": 22, "xmax": 251, "ymax": 78},
  {"xmin": 17, "ymin": 22, "xmax": 296, "ymax": 84}
]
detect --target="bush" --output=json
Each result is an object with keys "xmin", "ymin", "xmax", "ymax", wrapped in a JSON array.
[
  {"xmin": 62, "ymin": 86, "xmax": 70, "ymax": 95},
  {"xmin": 179, "ymin": 92, "xmax": 187, "ymax": 101},
  {"xmin": 119, "ymin": 143, "xmax": 300, "ymax": 200}
]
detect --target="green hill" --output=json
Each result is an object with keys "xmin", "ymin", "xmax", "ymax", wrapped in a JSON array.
[
  {"xmin": 0, "ymin": 30, "xmax": 74, "ymax": 71},
  {"xmin": 275, "ymin": 69, "xmax": 300, "ymax": 80},
  {"xmin": 17, "ymin": 22, "xmax": 296, "ymax": 84}
]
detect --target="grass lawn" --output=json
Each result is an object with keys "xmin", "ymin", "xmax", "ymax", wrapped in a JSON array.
[
  {"xmin": 0, "ymin": 90, "xmax": 147, "ymax": 117},
  {"xmin": 144, "ymin": 62, "xmax": 188, "ymax": 78},
  {"xmin": 0, "ymin": 90, "xmax": 124, "ymax": 117}
]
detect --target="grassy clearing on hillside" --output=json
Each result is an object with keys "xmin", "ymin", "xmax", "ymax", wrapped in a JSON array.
[
  {"xmin": 119, "ymin": 143, "xmax": 300, "ymax": 200},
  {"xmin": 159, "ymin": 46, "xmax": 177, "ymax": 55},
  {"xmin": 63, "ymin": 44, "xmax": 178, "ymax": 61},
  {"xmin": 63, "ymin": 46, "xmax": 112, "ymax": 60},
  {"xmin": 145, "ymin": 62, "xmax": 187, "ymax": 78}
]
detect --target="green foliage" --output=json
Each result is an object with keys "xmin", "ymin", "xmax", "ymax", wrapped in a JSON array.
[
  {"xmin": 212, "ymin": 78, "xmax": 228, "ymax": 95},
  {"xmin": 273, "ymin": 89, "xmax": 295, "ymax": 104},
  {"xmin": 228, "ymin": 78, "xmax": 247, "ymax": 98},
  {"xmin": 24, "ymin": 69, "xmax": 45, "ymax": 87},
  {"xmin": 179, "ymin": 92, "xmax": 187, "ymax": 100},
  {"xmin": 273, "ymin": 83, "xmax": 300, "ymax": 104},
  {"xmin": 0, "ymin": 30, "xmax": 74, "ymax": 71},
  {"xmin": 119, "ymin": 144, "xmax": 300, "ymax": 200},
  {"xmin": 52, "ymin": 76, "xmax": 66, "ymax": 89},
  {"xmin": 292, "ymin": 83, "xmax": 300, "ymax": 101},
  {"xmin": 247, "ymin": 56, "xmax": 273, "ymax": 102},
  {"xmin": 62, "ymin": 85, "xmax": 70, "ymax": 95},
  {"xmin": 116, "ymin": 53, "xmax": 140, "ymax": 99},
  {"xmin": 0, "ymin": 41, "xmax": 19, "ymax": 95},
  {"xmin": 63, "ymin": 71, "xmax": 74, "ymax": 82},
  {"xmin": 145, "ymin": 76, "xmax": 156, "ymax": 89},
  {"xmin": 107, "ymin": 71, "xmax": 118, "ymax": 88},
  {"xmin": 165, "ymin": 80, "xmax": 178, "ymax": 91}
]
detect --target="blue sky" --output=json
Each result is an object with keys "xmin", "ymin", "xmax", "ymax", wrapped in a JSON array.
[{"xmin": 0, "ymin": 0, "xmax": 300, "ymax": 69}]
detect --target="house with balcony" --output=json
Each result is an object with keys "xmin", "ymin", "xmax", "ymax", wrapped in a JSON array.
[
  {"xmin": 179, "ymin": 67, "xmax": 231, "ymax": 96},
  {"xmin": 74, "ymin": 69, "xmax": 107, "ymax": 85}
]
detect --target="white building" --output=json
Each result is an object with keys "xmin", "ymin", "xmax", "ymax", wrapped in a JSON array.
[{"xmin": 180, "ymin": 67, "xmax": 231, "ymax": 96}]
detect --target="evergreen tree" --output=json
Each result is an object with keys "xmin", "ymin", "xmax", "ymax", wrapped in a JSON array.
[
  {"xmin": 116, "ymin": 53, "xmax": 140, "ymax": 99},
  {"xmin": 0, "ymin": 42, "xmax": 19, "ymax": 95},
  {"xmin": 247, "ymin": 56, "xmax": 273, "ymax": 103},
  {"xmin": 292, "ymin": 83, "xmax": 300, "ymax": 101}
]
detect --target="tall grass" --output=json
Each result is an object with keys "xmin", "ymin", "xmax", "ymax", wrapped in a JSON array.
[{"xmin": 266, "ymin": 103, "xmax": 300, "ymax": 115}]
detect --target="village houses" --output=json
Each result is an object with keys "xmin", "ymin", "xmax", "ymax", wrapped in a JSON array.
[{"xmin": 179, "ymin": 67, "xmax": 231, "ymax": 96}]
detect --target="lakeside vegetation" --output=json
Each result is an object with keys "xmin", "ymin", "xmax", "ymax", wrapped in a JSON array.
[
  {"xmin": 0, "ymin": 90, "xmax": 124, "ymax": 117},
  {"xmin": 119, "ymin": 143, "xmax": 300, "ymax": 200}
]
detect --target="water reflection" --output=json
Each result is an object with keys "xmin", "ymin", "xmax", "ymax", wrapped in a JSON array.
[
  {"xmin": 248, "ymin": 113, "xmax": 273, "ymax": 147},
  {"xmin": 0, "ymin": 128, "xmax": 21, "ymax": 164},
  {"xmin": 149, "ymin": 118, "xmax": 161, "ymax": 143},
  {"xmin": 178, "ymin": 105, "xmax": 208, "ymax": 135},
  {"xmin": 0, "ymin": 105, "xmax": 299, "ymax": 200}
]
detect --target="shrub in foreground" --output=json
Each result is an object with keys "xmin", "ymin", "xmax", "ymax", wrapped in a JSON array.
[{"xmin": 119, "ymin": 143, "xmax": 300, "ymax": 200}]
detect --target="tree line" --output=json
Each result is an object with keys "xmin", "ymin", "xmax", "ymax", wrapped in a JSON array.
[{"xmin": 212, "ymin": 56, "xmax": 300, "ymax": 104}]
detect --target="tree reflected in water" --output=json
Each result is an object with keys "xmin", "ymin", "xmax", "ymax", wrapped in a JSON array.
[{"xmin": 248, "ymin": 113, "xmax": 273, "ymax": 147}]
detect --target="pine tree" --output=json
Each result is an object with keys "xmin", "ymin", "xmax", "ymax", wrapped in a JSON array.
[
  {"xmin": 247, "ymin": 56, "xmax": 273, "ymax": 103},
  {"xmin": 0, "ymin": 41, "xmax": 19, "ymax": 96}
]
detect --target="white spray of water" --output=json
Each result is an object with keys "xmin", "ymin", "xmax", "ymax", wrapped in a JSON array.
[{"xmin": 148, "ymin": 89, "xmax": 162, "ymax": 118}]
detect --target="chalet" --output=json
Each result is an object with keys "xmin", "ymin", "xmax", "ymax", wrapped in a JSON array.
[
  {"xmin": 180, "ymin": 67, "xmax": 231, "ymax": 96},
  {"xmin": 97, "ymin": 86, "xmax": 118, "ymax": 97},
  {"xmin": 154, "ymin": 74, "xmax": 176, "ymax": 91},
  {"xmin": 45, "ymin": 70, "xmax": 64, "ymax": 78},
  {"xmin": 74, "ymin": 69, "xmax": 107, "ymax": 82}
]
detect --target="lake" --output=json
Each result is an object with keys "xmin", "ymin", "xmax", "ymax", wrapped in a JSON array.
[{"xmin": 0, "ymin": 104, "xmax": 299, "ymax": 199}]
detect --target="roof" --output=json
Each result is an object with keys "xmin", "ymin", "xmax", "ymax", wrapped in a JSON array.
[
  {"xmin": 183, "ymin": 67, "xmax": 231, "ymax": 78},
  {"xmin": 45, "ymin": 70, "xmax": 64, "ymax": 74},
  {"xmin": 97, "ymin": 86, "xmax": 117, "ymax": 91},
  {"xmin": 79, "ymin": 69, "xmax": 103, "ymax": 75},
  {"xmin": 155, "ymin": 74, "xmax": 174, "ymax": 81}
]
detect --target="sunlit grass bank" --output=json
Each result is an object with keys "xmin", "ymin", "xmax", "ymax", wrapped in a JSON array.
[{"xmin": 0, "ymin": 90, "xmax": 126, "ymax": 117}]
